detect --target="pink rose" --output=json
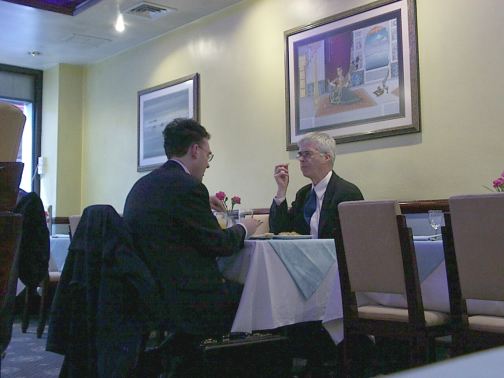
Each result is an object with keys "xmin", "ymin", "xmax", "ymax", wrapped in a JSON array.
[
  {"xmin": 215, "ymin": 191, "xmax": 226, "ymax": 201},
  {"xmin": 492, "ymin": 177, "xmax": 504, "ymax": 188},
  {"xmin": 231, "ymin": 196, "xmax": 241, "ymax": 205}
]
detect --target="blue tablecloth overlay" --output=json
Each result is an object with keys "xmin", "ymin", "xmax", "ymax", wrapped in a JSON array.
[
  {"xmin": 267, "ymin": 239, "xmax": 336, "ymax": 299},
  {"xmin": 413, "ymin": 238, "xmax": 445, "ymax": 282},
  {"xmin": 218, "ymin": 238, "xmax": 445, "ymax": 302},
  {"xmin": 49, "ymin": 235, "xmax": 71, "ymax": 272},
  {"xmin": 268, "ymin": 238, "xmax": 444, "ymax": 299}
]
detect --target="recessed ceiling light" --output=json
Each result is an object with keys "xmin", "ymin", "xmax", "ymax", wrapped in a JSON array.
[
  {"xmin": 28, "ymin": 51, "xmax": 42, "ymax": 57},
  {"xmin": 115, "ymin": 13, "xmax": 125, "ymax": 32}
]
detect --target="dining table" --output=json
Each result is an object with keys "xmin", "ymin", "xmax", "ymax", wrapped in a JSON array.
[
  {"xmin": 16, "ymin": 234, "xmax": 70, "ymax": 295},
  {"xmin": 219, "ymin": 237, "xmax": 504, "ymax": 345}
]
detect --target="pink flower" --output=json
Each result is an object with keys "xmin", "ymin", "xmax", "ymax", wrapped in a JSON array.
[
  {"xmin": 215, "ymin": 191, "xmax": 226, "ymax": 201},
  {"xmin": 231, "ymin": 196, "xmax": 241, "ymax": 205},
  {"xmin": 493, "ymin": 177, "xmax": 504, "ymax": 188}
]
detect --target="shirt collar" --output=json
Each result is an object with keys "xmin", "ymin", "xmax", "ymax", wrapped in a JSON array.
[
  {"xmin": 312, "ymin": 171, "xmax": 333, "ymax": 200},
  {"xmin": 168, "ymin": 159, "xmax": 190, "ymax": 174}
]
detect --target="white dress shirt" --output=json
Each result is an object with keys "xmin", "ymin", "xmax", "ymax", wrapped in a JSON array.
[{"xmin": 308, "ymin": 171, "xmax": 332, "ymax": 238}]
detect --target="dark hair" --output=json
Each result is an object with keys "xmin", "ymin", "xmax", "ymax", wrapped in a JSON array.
[{"xmin": 162, "ymin": 118, "xmax": 210, "ymax": 158}]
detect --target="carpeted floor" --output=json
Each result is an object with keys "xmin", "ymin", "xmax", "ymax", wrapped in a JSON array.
[{"xmin": 1, "ymin": 320, "xmax": 63, "ymax": 377}]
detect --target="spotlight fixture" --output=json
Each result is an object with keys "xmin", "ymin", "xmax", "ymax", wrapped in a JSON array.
[{"xmin": 115, "ymin": 13, "xmax": 125, "ymax": 32}]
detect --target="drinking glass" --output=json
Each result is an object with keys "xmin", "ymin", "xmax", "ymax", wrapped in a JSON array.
[
  {"xmin": 238, "ymin": 208, "xmax": 254, "ymax": 222},
  {"xmin": 428, "ymin": 210, "xmax": 444, "ymax": 236},
  {"xmin": 215, "ymin": 212, "xmax": 228, "ymax": 229}
]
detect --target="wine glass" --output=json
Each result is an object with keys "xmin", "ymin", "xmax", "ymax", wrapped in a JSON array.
[
  {"xmin": 428, "ymin": 210, "xmax": 444, "ymax": 237},
  {"xmin": 238, "ymin": 208, "xmax": 254, "ymax": 222}
]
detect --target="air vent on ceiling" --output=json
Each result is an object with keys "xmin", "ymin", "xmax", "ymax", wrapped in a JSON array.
[
  {"xmin": 124, "ymin": 2, "xmax": 176, "ymax": 19},
  {"xmin": 63, "ymin": 33, "xmax": 112, "ymax": 47}
]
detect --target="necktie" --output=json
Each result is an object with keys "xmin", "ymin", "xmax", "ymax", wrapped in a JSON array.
[{"xmin": 303, "ymin": 189, "xmax": 317, "ymax": 225}]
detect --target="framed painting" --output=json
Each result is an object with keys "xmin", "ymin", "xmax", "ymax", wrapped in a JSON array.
[
  {"xmin": 137, "ymin": 73, "xmax": 200, "ymax": 171},
  {"xmin": 284, "ymin": 0, "xmax": 419, "ymax": 149}
]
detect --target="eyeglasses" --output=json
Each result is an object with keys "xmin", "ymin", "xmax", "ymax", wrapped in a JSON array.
[
  {"xmin": 296, "ymin": 150, "xmax": 324, "ymax": 160},
  {"xmin": 198, "ymin": 144, "xmax": 214, "ymax": 162}
]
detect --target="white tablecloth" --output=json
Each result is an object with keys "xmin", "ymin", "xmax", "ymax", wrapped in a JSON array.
[
  {"xmin": 48, "ymin": 234, "xmax": 70, "ymax": 272},
  {"xmin": 220, "ymin": 240, "xmax": 341, "ymax": 334},
  {"xmin": 16, "ymin": 234, "xmax": 70, "ymax": 295},
  {"xmin": 221, "ymin": 238, "xmax": 504, "ymax": 345}
]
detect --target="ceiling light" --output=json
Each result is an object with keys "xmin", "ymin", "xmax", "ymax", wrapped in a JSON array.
[
  {"xmin": 115, "ymin": 13, "xmax": 125, "ymax": 32},
  {"xmin": 28, "ymin": 51, "xmax": 42, "ymax": 57}
]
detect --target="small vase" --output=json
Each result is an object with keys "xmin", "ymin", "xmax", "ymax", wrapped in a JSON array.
[{"xmin": 226, "ymin": 209, "xmax": 239, "ymax": 226}]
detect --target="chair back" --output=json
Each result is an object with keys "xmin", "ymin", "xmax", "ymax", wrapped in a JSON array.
[
  {"xmin": 68, "ymin": 214, "xmax": 81, "ymax": 239},
  {"xmin": 0, "ymin": 213, "xmax": 23, "ymax": 355},
  {"xmin": 448, "ymin": 193, "xmax": 504, "ymax": 301},
  {"xmin": 0, "ymin": 102, "xmax": 26, "ymax": 161},
  {"xmin": 0, "ymin": 162, "xmax": 24, "ymax": 212},
  {"xmin": 249, "ymin": 214, "xmax": 269, "ymax": 235},
  {"xmin": 338, "ymin": 200, "xmax": 405, "ymax": 294}
]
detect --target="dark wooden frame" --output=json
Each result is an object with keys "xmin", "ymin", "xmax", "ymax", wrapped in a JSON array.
[
  {"xmin": 334, "ymin": 214, "xmax": 451, "ymax": 373},
  {"xmin": 137, "ymin": 73, "xmax": 200, "ymax": 172},
  {"xmin": 284, "ymin": 0, "xmax": 420, "ymax": 149},
  {"xmin": 442, "ymin": 213, "xmax": 504, "ymax": 356},
  {"xmin": 251, "ymin": 199, "xmax": 449, "ymax": 216}
]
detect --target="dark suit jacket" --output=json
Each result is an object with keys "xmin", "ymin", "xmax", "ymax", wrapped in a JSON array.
[
  {"xmin": 269, "ymin": 171, "xmax": 363, "ymax": 239},
  {"xmin": 14, "ymin": 192, "xmax": 49, "ymax": 287},
  {"xmin": 123, "ymin": 160, "xmax": 246, "ymax": 336},
  {"xmin": 46, "ymin": 205, "xmax": 162, "ymax": 378}
]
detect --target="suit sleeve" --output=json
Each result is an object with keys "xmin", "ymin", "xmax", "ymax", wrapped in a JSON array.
[
  {"xmin": 269, "ymin": 186, "xmax": 310, "ymax": 235},
  {"xmin": 175, "ymin": 183, "xmax": 246, "ymax": 258}
]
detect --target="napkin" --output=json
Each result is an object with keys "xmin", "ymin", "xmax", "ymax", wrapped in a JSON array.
[{"xmin": 268, "ymin": 239, "xmax": 336, "ymax": 299}]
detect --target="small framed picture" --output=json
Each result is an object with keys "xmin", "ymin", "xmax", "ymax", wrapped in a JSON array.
[{"xmin": 137, "ymin": 73, "xmax": 200, "ymax": 171}]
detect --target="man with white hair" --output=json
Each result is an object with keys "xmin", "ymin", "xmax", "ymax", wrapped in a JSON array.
[
  {"xmin": 270, "ymin": 132, "xmax": 363, "ymax": 239},
  {"xmin": 269, "ymin": 132, "xmax": 367, "ymax": 376}
]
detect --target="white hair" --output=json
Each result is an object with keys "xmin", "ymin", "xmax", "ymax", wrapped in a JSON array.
[{"xmin": 298, "ymin": 132, "xmax": 336, "ymax": 166}]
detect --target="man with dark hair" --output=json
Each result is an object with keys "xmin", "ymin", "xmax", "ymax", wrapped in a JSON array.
[{"xmin": 123, "ymin": 118, "xmax": 261, "ymax": 339}]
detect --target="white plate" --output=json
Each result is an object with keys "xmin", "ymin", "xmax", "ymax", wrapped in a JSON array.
[
  {"xmin": 272, "ymin": 234, "xmax": 312, "ymax": 240},
  {"xmin": 249, "ymin": 233, "xmax": 274, "ymax": 240},
  {"xmin": 413, "ymin": 235, "xmax": 442, "ymax": 241}
]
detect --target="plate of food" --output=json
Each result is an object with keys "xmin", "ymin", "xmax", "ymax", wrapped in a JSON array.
[
  {"xmin": 272, "ymin": 232, "xmax": 312, "ymax": 240},
  {"xmin": 249, "ymin": 232, "xmax": 275, "ymax": 240}
]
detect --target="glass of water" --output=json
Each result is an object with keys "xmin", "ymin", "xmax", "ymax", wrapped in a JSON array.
[{"xmin": 428, "ymin": 210, "xmax": 444, "ymax": 236}]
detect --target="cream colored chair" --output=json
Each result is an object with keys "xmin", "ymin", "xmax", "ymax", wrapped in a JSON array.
[
  {"xmin": 250, "ymin": 213, "xmax": 269, "ymax": 235},
  {"xmin": 442, "ymin": 193, "xmax": 504, "ymax": 355},
  {"xmin": 335, "ymin": 200, "xmax": 452, "ymax": 374},
  {"xmin": 0, "ymin": 102, "xmax": 26, "ymax": 161},
  {"xmin": 37, "ymin": 213, "xmax": 80, "ymax": 337},
  {"xmin": 69, "ymin": 214, "xmax": 82, "ymax": 239}
]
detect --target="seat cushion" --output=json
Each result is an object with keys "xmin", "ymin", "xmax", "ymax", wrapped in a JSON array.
[
  {"xmin": 469, "ymin": 315, "xmax": 504, "ymax": 333},
  {"xmin": 48, "ymin": 271, "xmax": 61, "ymax": 282},
  {"xmin": 358, "ymin": 305, "xmax": 449, "ymax": 326}
]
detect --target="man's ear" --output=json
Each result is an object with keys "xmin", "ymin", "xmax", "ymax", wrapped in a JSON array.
[{"xmin": 189, "ymin": 143, "xmax": 198, "ymax": 159}]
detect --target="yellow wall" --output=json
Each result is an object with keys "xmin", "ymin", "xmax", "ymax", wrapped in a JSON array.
[
  {"xmin": 41, "ymin": 64, "xmax": 83, "ymax": 216},
  {"xmin": 49, "ymin": 0, "xmax": 504, "ymax": 214}
]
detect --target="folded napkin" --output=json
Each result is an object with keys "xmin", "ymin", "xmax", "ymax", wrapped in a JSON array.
[
  {"xmin": 268, "ymin": 239, "xmax": 336, "ymax": 299},
  {"xmin": 414, "ymin": 240, "xmax": 445, "ymax": 281}
]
